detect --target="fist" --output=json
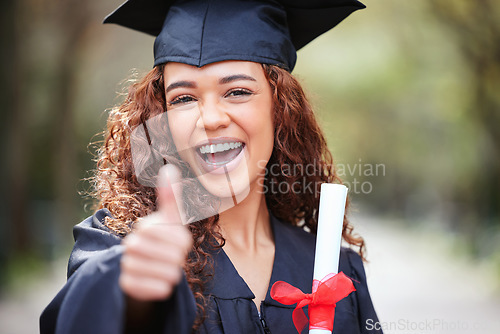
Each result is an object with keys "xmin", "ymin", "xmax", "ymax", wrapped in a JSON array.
[{"xmin": 119, "ymin": 165, "xmax": 193, "ymax": 301}]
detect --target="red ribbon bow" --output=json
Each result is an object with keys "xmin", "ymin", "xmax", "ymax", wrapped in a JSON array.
[{"xmin": 270, "ymin": 272, "xmax": 355, "ymax": 334}]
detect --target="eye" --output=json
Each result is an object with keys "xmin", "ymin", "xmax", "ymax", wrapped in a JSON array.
[
  {"xmin": 168, "ymin": 95, "xmax": 196, "ymax": 106},
  {"xmin": 225, "ymin": 88, "xmax": 253, "ymax": 98}
]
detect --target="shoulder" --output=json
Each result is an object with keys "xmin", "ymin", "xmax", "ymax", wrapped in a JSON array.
[
  {"xmin": 68, "ymin": 209, "xmax": 123, "ymax": 277},
  {"xmin": 73, "ymin": 208, "xmax": 119, "ymax": 238},
  {"xmin": 340, "ymin": 247, "xmax": 366, "ymax": 280},
  {"xmin": 71, "ymin": 208, "xmax": 122, "ymax": 252}
]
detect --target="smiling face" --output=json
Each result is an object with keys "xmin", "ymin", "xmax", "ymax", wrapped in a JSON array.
[{"xmin": 164, "ymin": 61, "xmax": 274, "ymax": 207}]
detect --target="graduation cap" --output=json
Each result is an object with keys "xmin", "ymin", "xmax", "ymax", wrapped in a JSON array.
[{"xmin": 105, "ymin": 0, "xmax": 365, "ymax": 71}]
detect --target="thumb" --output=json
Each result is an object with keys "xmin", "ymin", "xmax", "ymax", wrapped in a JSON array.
[{"xmin": 157, "ymin": 164, "xmax": 187, "ymax": 225}]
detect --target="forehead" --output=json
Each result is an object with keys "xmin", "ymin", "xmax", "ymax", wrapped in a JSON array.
[{"xmin": 163, "ymin": 60, "xmax": 266, "ymax": 84}]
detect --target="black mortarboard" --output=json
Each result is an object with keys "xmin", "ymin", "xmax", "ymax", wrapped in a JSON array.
[{"xmin": 104, "ymin": 0, "xmax": 365, "ymax": 71}]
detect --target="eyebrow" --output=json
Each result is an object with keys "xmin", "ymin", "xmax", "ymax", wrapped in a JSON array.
[
  {"xmin": 165, "ymin": 74, "xmax": 257, "ymax": 93},
  {"xmin": 219, "ymin": 74, "xmax": 257, "ymax": 85},
  {"xmin": 165, "ymin": 80, "xmax": 196, "ymax": 93}
]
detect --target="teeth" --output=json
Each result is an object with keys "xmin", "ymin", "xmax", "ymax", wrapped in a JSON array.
[{"xmin": 199, "ymin": 142, "xmax": 242, "ymax": 154}]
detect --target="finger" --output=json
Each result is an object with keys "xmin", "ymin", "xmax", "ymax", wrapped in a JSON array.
[
  {"xmin": 121, "ymin": 254, "xmax": 183, "ymax": 284},
  {"xmin": 129, "ymin": 216, "xmax": 193, "ymax": 251},
  {"xmin": 123, "ymin": 233, "xmax": 189, "ymax": 264},
  {"xmin": 119, "ymin": 273, "xmax": 174, "ymax": 301},
  {"xmin": 157, "ymin": 164, "xmax": 187, "ymax": 225}
]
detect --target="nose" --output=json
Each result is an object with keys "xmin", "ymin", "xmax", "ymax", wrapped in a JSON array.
[{"xmin": 196, "ymin": 99, "xmax": 231, "ymax": 131}]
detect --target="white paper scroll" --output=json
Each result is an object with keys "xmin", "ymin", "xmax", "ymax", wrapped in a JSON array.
[{"xmin": 310, "ymin": 184, "xmax": 348, "ymax": 334}]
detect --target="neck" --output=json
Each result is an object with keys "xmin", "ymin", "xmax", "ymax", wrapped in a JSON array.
[{"xmin": 218, "ymin": 183, "xmax": 273, "ymax": 253}]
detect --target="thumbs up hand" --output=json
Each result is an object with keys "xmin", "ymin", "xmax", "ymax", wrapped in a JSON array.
[{"xmin": 120, "ymin": 165, "xmax": 193, "ymax": 301}]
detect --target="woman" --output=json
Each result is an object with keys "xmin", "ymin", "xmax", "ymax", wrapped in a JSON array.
[{"xmin": 41, "ymin": 0, "xmax": 381, "ymax": 333}]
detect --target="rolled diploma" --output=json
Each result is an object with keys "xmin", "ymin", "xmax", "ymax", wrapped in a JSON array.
[{"xmin": 309, "ymin": 184, "xmax": 348, "ymax": 334}]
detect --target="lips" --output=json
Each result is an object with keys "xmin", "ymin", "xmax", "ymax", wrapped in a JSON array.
[{"xmin": 194, "ymin": 138, "xmax": 246, "ymax": 173}]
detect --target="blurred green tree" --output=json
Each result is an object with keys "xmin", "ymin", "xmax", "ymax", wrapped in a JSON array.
[
  {"xmin": 0, "ymin": 0, "xmax": 92, "ymax": 289},
  {"xmin": 430, "ymin": 0, "xmax": 500, "ymax": 226}
]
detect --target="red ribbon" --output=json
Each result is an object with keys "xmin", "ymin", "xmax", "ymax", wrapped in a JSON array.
[{"xmin": 270, "ymin": 272, "xmax": 355, "ymax": 333}]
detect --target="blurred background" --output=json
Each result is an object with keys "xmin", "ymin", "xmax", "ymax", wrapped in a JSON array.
[{"xmin": 1, "ymin": 0, "xmax": 499, "ymax": 333}]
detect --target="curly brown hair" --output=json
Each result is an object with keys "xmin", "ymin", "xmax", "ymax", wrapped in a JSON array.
[{"xmin": 89, "ymin": 63, "xmax": 365, "ymax": 328}]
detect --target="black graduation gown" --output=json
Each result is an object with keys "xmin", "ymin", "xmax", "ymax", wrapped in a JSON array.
[{"xmin": 40, "ymin": 209, "xmax": 382, "ymax": 334}]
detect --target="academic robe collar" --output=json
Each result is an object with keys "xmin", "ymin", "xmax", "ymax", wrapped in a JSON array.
[{"xmin": 207, "ymin": 213, "xmax": 316, "ymax": 306}]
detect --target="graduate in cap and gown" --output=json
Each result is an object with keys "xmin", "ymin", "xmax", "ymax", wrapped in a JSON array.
[{"xmin": 40, "ymin": 0, "xmax": 382, "ymax": 333}]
